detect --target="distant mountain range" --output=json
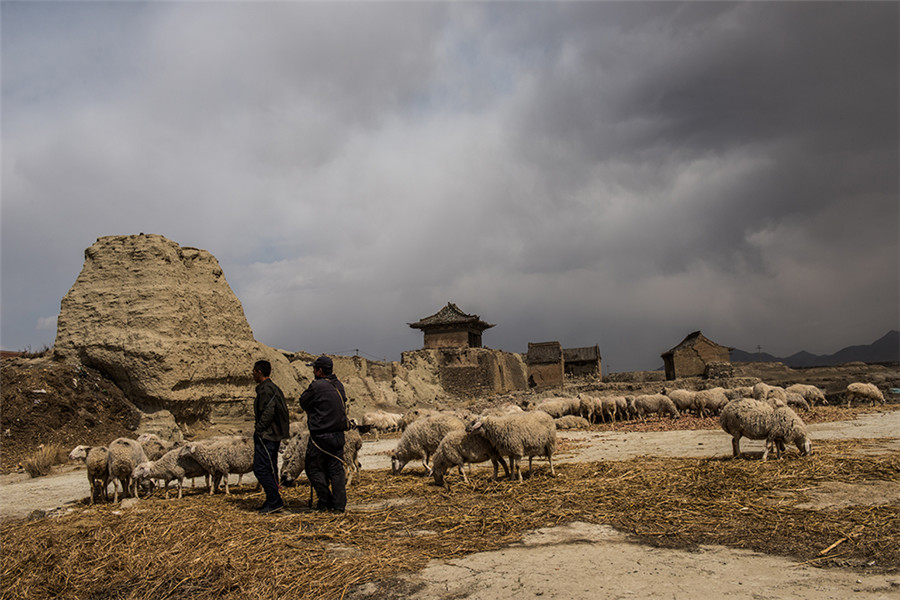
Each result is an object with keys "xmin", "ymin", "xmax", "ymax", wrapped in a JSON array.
[{"xmin": 730, "ymin": 330, "xmax": 899, "ymax": 368}]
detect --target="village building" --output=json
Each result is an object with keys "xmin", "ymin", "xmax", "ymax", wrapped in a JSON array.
[
  {"xmin": 526, "ymin": 341, "xmax": 564, "ymax": 388},
  {"xmin": 661, "ymin": 331, "xmax": 732, "ymax": 380},
  {"xmin": 408, "ymin": 302, "xmax": 495, "ymax": 350},
  {"xmin": 563, "ymin": 345, "xmax": 602, "ymax": 378}
]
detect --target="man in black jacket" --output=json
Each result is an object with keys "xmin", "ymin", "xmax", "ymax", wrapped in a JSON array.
[
  {"xmin": 299, "ymin": 355, "xmax": 348, "ymax": 512},
  {"xmin": 252, "ymin": 360, "xmax": 290, "ymax": 514}
]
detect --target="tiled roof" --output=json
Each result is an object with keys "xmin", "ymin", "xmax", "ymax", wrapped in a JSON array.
[{"xmin": 409, "ymin": 302, "xmax": 495, "ymax": 330}]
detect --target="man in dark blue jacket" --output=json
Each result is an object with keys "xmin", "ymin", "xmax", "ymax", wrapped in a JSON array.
[
  {"xmin": 299, "ymin": 355, "xmax": 348, "ymax": 512},
  {"xmin": 252, "ymin": 360, "xmax": 290, "ymax": 514}
]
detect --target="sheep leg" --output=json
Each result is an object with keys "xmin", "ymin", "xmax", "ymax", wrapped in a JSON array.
[
  {"xmin": 457, "ymin": 464, "xmax": 469, "ymax": 484},
  {"xmin": 224, "ymin": 475, "xmax": 231, "ymax": 495},
  {"xmin": 731, "ymin": 436, "xmax": 742, "ymax": 459},
  {"xmin": 547, "ymin": 451, "xmax": 555, "ymax": 476},
  {"xmin": 761, "ymin": 440, "xmax": 771, "ymax": 461}
]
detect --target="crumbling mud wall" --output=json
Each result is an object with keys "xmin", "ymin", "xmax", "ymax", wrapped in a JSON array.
[{"xmin": 53, "ymin": 234, "xmax": 300, "ymax": 421}]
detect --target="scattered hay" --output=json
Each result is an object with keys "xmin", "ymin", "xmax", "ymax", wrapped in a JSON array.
[{"xmin": 1, "ymin": 439, "xmax": 898, "ymax": 600}]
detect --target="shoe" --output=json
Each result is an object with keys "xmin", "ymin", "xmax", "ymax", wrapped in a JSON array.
[{"xmin": 258, "ymin": 502, "xmax": 284, "ymax": 515}]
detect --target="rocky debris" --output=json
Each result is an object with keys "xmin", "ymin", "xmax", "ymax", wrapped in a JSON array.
[{"xmin": 53, "ymin": 234, "xmax": 300, "ymax": 420}]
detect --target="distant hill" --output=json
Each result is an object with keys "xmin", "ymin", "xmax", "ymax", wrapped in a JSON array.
[{"xmin": 731, "ymin": 330, "xmax": 899, "ymax": 368}]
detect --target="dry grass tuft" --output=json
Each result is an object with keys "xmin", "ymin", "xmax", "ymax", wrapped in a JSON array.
[
  {"xmin": 22, "ymin": 444, "xmax": 67, "ymax": 478},
  {"xmin": 2, "ymin": 438, "xmax": 898, "ymax": 599}
]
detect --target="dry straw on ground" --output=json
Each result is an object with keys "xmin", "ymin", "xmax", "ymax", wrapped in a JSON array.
[{"xmin": 2, "ymin": 438, "xmax": 898, "ymax": 600}]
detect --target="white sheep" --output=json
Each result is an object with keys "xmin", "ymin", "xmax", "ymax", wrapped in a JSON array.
[
  {"xmin": 281, "ymin": 428, "xmax": 364, "ymax": 486},
  {"xmin": 107, "ymin": 437, "xmax": 148, "ymax": 502},
  {"xmin": 844, "ymin": 382, "xmax": 885, "ymax": 407},
  {"xmin": 577, "ymin": 394, "xmax": 602, "ymax": 423},
  {"xmin": 627, "ymin": 394, "xmax": 680, "ymax": 421},
  {"xmin": 362, "ymin": 410, "xmax": 404, "ymax": 439},
  {"xmin": 533, "ymin": 397, "xmax": 581, "ymax": 419},
  {"xmin": 785, "ymin": 384, "xmax": 828, "ymax": 406},
  {"xmin": 430, "ymin": 430, "xmax": 510, "ymax": 486},
  {"xmin": 752, "ymin": 382, "xmax": 788, "ymax": 404},
  {"xmin": 69, "ymin": 445, "xmax": 109, "ymax": 504},
  {"xmin": 553, "ymin": 415, "xmax": 591, "ymax": 430},
  {"xmin": 695, "ymin": 388, "xmax": 729, "ymax": 417},
  {"xmin": 180, "ymin": 438, "xmax": 235, "ymax": 494},
  {"xmin": 398, "ymin": 408, "xmax": 438, "ymax": 431},
  {"xmin": 662, "ymin": 387, "xmax": 696, "ymax": 415},
  {"xmin": 136, "ymin": 433, "xmax": 173, "ymax": 461},
  {"xmin": 391, "ymin": 413, "xmax": 466, "ymax": 475},
  {"xmin": 131, "ymin": 448, "xmax": 208, "ymax": 499},
  {"xmin": 785, "ymin": 392, "xmax": 811, "ymax": 412},
  {"xmin": 466, "ymin": 411, "xmax": 557, "ymax": 482},
  {"xmin": 720, "ymin": 398, "xmax": 811, "ymax": 460}
]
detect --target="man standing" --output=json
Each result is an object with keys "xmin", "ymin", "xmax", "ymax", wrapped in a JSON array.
[
  {"xmin": 299, "ymin": 355, "xmax": 348, "ymax": 513},
  {"xmin": 252, "ymin": 359, "xmax": 290, "ymax": 514}
]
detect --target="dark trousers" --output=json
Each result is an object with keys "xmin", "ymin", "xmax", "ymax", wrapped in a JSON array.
[
  {"xmin": 305, "ymin": 431, "xmax": 346, "ymax": 511},
  {"xmin": 253, "ymin": 435, "xmax": 282, "ymax": 508}
]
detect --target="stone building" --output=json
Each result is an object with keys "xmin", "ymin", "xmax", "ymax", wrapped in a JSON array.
[
  {"xmin": 563, "ymin": 345, "xmax": 602, "ymax": 378},
  {"xmin": 408, "ymin": 303, "xmax": 495, "ymax": 350},
  {"xmin": 661, "ymin": 331, "xmax": 732, "ymax": 380},
  {"xmin": 526, "ymin": 341, "xmax": 564, "ymax": 388}
]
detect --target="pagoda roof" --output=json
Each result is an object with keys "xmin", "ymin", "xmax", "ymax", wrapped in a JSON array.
[{"xmin": 408, "ymin": 302, "xmax": 495, "ymax": 331}]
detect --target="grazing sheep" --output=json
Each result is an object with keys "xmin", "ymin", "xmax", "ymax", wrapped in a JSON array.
[
  {"xmin": 628, "ymin": 394, "xmax": 680, "ymax": 421},
  {"xmin": 577, "ymin": 394, "xmax": 603, "ymax": 423},
  {"xmin": 785, "ymin": 384, "xmax": 828, "ymax": 406},
  {"xmin": 362, "ymin": 410, "xmax": 404, "ymax": 439},
  {"xmin": 430, "ymin": 430, "xmax": 510, "ymax": 486},
  {"xmin": 753, "ymin": 382, "xmax": 788, "ymax": 404},
  {"xmin": 466, "ymin": 411, "xmax": 557, "ymax": 482},
  {"xmin": 844, "ymin": 382, "xmax": 885, "ymax": 407},
  {"xmin": 223, "ymin": 436, "xmax": 254, "ymax": 489},
  {"xmin": 136, "ymin": 433, "xmax": 173, "ymax": 461},
  {"xmin": 785, "ymin": 392, "xmax": 811, "ymax": 412},
  {"xmin": 69, "ymin": 445, "xmax": 110, "ymax": 504},
  {"xmin": 281, "ymin": 428, "xmax": 364, "ymax": 486},
  {"xmin": 720, "ymin": 398, "xmax": 811, "ymax": 460},
  {"xmin": 391, "ymin": 413, "xmax": 466, "ymax": 475},
  {"xmin": 612, "ymin": 396, "xmax": 628, "ymax": 421},
  {"xmin": 398, "ymin": 408, "xmax": 438, "ymax": 431},
  {"xmin": 107, "ymin": 438, "xmax": 148, "ymax": 503},
  {"xmin": 662, "ymin": 387, "xmax": 696, "ymax": 415},
  {"xmin": 131, "ymin": 448, "xmax": 208, "ymax": 499},
  {"xmin": 695, "ymin": 388, "xmax": 729, "ymax": 417},
  {"xmin": 533, "ymin": 397, "xmax": 581, "ymax": 419},
  {"xmin": 554, "ymin": 415, "xmax": 591, "ymax": 430},
  {"xmin": 479, "ymin": 403, "xmax": 524, "ymax": 417},
  {"xmin": 180, "ymin": 438, "xmax": 237, "ymax": 495}
]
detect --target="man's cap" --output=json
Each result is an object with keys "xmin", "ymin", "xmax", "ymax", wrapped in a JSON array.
[{"xmin": 307, "ymin": 355, "xmax": 333, "ymax": 370}]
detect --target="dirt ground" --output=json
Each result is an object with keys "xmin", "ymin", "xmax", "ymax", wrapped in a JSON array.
[{"xmin": 3, "ymin": 410, "xmax": 899, "ymax": 599}]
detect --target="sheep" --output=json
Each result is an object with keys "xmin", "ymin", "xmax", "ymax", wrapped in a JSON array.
[
  {"xmin": 554, "ymin": 415, "xmax": 591, "ymax": 430},
  {"xmin": 720, "ymin": 398, "xmax": 811, "ymax": 460},
  {"xmin": 844, "ymin": 382, "xmax": 885, "ymax": 407},
  {"xmin": 577, "ymin": 394, "xmax": 603, "ymax": 423},
  {"xmin": 136, "ymin": 433, "xmax": 173, "ymax": 461},
  {"xmin": 479, "ymin": 403, "xmax": 525, "ymax": 418},
  {"xmin": 362, "ymin": 410, "xmax": 404, "ymax": 439},
  {"xmin": 131, "ymin": 448, "xmax": 208, "ymax": 499},
  {"xmin": 785, "ymin": 392, "xmax": 811, "ymax": 412},
  {"xmin": 627, "ymin": 394, "xmax": 680, "ymax": 421},
  {"xmin": 662, "ymin": 387, "xmax": 696, "ymax": 415},
  {"xmin": 612, "ymin": 396, "xmax": 628, "ymax": 421},
  {"xmin": 69, "ymin": 445, "xmax": 110, "ymax": 504},
  {"xmin": 281, "ymin": 428, "xmax": 364, "ymax": 486},
  {"xmin": 785, "ymin": 384, "xmax": 828, "ymax": 406},
  {"xmin": 107, "ymin": 437, "xmax": 148, "ymax": 503},
  {"xmin": 752, "ymin": 382, "xmax": 788, "ymax": 404},
  {"xmin": 533, "ymin": 397, "xmax": 581, "ymax": 419},
  {"xmin": 430, "ymin": 430, "xmax": 510, "ymax": 486},
  {"xmin": 466, "ymin": 411, "xmax": 557, "ymax": 482},
  {"xmin": 391, "ymin": 413, "xmax": 466, "ymax": 475},
  {"xmin": 695, "ymin": 388, "xmax": 729, "ymax": 417},
  {"xmin": 398, "ymin": 408, "xmax": 438, "ymax": 431},
  {"xmin": 223, "ymin": 436, "xmax": 254, "ymax": 489},
  {"xmin": 180, "ymin": 438, "xmax": 237, "ymax": 495}
]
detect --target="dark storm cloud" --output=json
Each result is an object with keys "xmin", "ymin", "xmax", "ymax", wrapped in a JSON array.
[{"xmin": 2, "ymin": 2, "xmax": 897, "ymax": 371}]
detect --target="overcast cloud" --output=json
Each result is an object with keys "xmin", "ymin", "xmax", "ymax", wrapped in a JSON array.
[{"xmin": 2, "ymin": 2, "xmax": 897, "ymax": 372}]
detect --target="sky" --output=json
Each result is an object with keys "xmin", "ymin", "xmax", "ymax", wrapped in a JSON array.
[{"xmin": 1, "ymin": 1, "xmax": 898, "ymax": 373}]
